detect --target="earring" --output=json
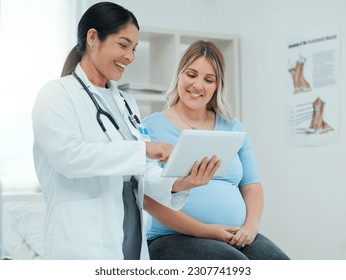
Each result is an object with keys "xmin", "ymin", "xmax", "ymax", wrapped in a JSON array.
[{"xmin": 89, "ymin": 45, "xmax": 95, "ymax": 51}]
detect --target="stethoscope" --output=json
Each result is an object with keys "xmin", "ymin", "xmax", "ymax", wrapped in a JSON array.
[{"xmin": 72, "ymin": 71, "xmax": 141, "ymax": 141}]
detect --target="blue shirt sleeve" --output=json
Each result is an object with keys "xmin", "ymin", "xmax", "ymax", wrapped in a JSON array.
[{"xmin": 218, "ymin": 117, "xmax": 260, "ymax": 187}]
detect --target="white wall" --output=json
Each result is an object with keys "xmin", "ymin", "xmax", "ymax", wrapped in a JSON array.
[
  {"xmin": 0, "ymin": 0, "xmax": 77, "ymax": 190},
  {"xmin": 103, "ymin": 0, "xmax": 346, "ymax": 259},
  {"xmin": 212, "ymin": 0, "xmax": 346, "ymax": 259},
  {"xmin": 86, "ymin": 0, "xmax": 216, "ymax": 32}
]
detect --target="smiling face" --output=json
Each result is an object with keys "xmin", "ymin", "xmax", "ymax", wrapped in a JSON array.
[
  {"xmin": 82, "ymin": 23, "xmax": 139, "ymax": 86},
  {"xmin": 177, "ymin": 56, "xmax": 217, "ymax": 111}
]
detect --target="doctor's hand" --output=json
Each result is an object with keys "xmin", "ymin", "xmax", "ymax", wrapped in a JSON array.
[
  {"xmin": 145, "ymin": 142, "xmax": 173, "ymax": 163},
  {"xmin": 172, "ymin": 156, "xmax": 221, "ymax": 192}
]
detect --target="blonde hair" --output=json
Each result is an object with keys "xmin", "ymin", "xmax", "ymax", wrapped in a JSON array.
[{"xmin": 165, "ymin": 40, "xmax": 232, "ymax": 122}]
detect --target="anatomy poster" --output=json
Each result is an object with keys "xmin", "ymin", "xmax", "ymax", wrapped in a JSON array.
[{"xmin": 285, "ymin": 29, "xmax": 340, "ymax": 146}]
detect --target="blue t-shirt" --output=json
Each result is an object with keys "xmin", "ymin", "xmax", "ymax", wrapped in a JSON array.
[{"xmin": 143, "ymin": 112, "xmax": 260, "ymax": 240}]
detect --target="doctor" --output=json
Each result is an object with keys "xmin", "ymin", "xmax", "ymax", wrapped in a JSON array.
[{"xmin": 32, "ymin": 2, "xmax": 219, "ymax": 260}]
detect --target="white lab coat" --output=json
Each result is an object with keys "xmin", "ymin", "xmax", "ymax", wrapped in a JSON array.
[{"xmin": 32, "ymin": 64, "xmax": 188, "ymax": 259}]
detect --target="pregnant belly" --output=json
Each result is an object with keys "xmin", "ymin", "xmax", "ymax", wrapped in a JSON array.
[{"xmin": 181, "ymin": 180, "xmax": 246, "ymax": 227}]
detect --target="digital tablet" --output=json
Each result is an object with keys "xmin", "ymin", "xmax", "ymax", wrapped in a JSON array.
[{"xmin": 161, "ymin": 130, "xmax": 246, "ymax": 178}]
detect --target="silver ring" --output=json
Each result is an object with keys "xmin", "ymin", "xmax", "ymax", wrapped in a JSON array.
[{"xmin": 242, "ymin": 244, "xmax": 245, "ymax": 248}]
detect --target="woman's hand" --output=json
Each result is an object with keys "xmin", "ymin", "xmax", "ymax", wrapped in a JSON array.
[
  {"xmin": 172, "ymin": 156, "xmax": 221, "ymax": 192},
  {"xmin": 227, "ymin": 183, "xmax": 263, "ymax": 249},
  {"xmin": 201, "ymin": 224, "xmax": 239, "ymax": 243},
  {"xmin": 228, "ymin": 225, "xmax": 257, "ymax": 249},
  {"xmin": 145, "ymin": 142, "xmax": 173, "ymax": 162}
]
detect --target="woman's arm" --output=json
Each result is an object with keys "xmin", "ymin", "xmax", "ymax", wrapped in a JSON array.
[
  {"xmin": 144, "ymin": 195, "xmax": 238, "ymax": 243},
  {"xmin": 228, "ymin": 182, "xmax": 264, "ymax": 248}
]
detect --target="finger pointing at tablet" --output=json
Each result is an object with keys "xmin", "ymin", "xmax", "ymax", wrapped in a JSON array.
[{"xmin": 145, "ymin": 142, "xmax": 173, "ymax": 162}]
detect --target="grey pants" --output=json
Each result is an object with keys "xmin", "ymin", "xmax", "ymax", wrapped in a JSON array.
[
  {"xmin": 148, "ymin": 233, "xmax": 290, "ymax": 260},
  {"xmin": 122, "ymin": 177, "xmax": 142, "ymax": 260}
]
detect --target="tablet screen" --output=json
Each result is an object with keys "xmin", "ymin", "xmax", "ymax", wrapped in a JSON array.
[{"xmin": 161, "ymin": 130, "xmax": 246, "ymax": 178}]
